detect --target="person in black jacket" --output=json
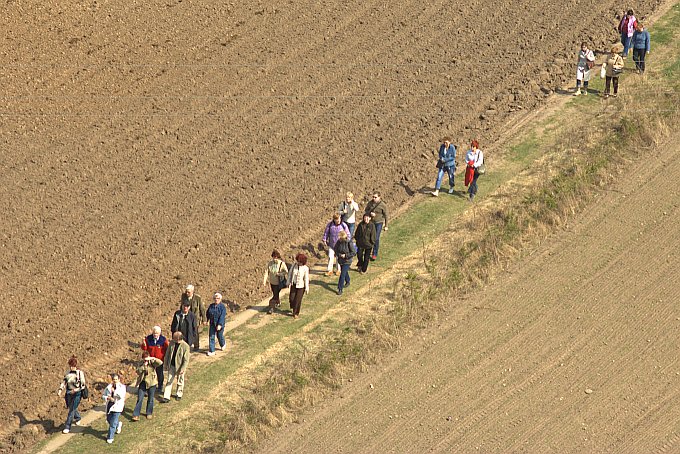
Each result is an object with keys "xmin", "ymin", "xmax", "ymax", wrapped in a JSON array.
[
  {"xmin": 171, "ymin": 302, "xmax": 198, "ymax": 350},
  {"xmin": 354, "ymin": 214, "xmax": 376, "ymax": 274},
  {"xmin": 333, "ymin": 231, "xmax": 355, "ymax": 296}
]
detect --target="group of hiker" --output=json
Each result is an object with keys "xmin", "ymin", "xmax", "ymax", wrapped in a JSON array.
[{"xmin": 574, "ymin": 9, "xmax": 651, "ymax": 98}]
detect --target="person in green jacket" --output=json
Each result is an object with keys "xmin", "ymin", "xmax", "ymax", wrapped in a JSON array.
[
  {"xmin": 132, "ymin": 351, "xmax": 163, "ymax": 420},
  {"xmin": 161, "ymin": 331, "xmax": 191, "ymax": 403}
]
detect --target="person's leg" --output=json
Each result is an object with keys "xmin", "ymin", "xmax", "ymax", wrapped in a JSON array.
[
  {"xmin": 343, "ymin": 263, "xmax": 351, "ymax": 286},
  {"xmin": 469, "ymin": 170, "xmax": 480, "ymax": 200},
  {"xmin": 156, "ymin": 364, "xmax": 164, "ymax": 393},
  {"xmin": 163, "ymin": 366, "xmax": 175, "ymax": 400},
  {"xmin": 447, "ymin": 166, "xmax": 455, "ymax": 190},
  {"xmin": 632, "ymin": 48, "xmax": 640, "ymax": 70},
  {"xmin": 146, "ymin": 385, "xmax": 156, "ymax": 415},
  {"xmin": 362, "ymin": 248, "xmax": 371, "ymax": 272},
  {"xmin": 288, "ymin": 287, "xmax": 296, "ymax": 310},
  {"xmin": 613, "ymin": 77, "xmax": 619, "ymax": 95},
  {"xmin": 623, "ymin": 35, "xmax": 631, "ymax": 57},
  {"xmin": 107, "ymin": 412, "xmax": 120, "ymax": 441},
  {"xmin": 133, "ymin": 383, "xmax": 146, "ymax": 417},
  {"xmin": 348, "ymin": 223, "xmax": 356, "ymax": 239},
  {"xmin": 621, "ymin": 31, "xmax": 627, "ymax": 49},
  {"xmin": 639, "ymin": 50, "xmax": 646, "ymax": 73},
  {"xmin": 338, "ymin": 263, "xmax": 349, "ymax": 294},
  {"xmin": 583, "ymin": 80, "xmax": 589, "ymax": 94},
  {"xmin": 356, "ymin": 247, "xmax": 364, "ymax": 269},
  {"xmin": 293, "ymin": 290, "xmax": 305, "ymax": 316},
  {"xmin": 434, "ymin": 168, "xmax": 445, "ymax": 191},
  {"xmin": 64, "ymin": 393, "xmax": 81, "ymax": 430},
  {"xmin": 217, "ymin": 326, "xmax": 226, "ymax": 349},
  {"xmin": 176, "ymin": 372, "xmax": 185, "ymax": 398},
  {"xmin": 208, "ymin": 324, "xmax": 216, "ymax": 352},
  {"xmin": 372, "ymin": 223, "xmax": 383, "ymax": 258},
  {"xmin": 326, "ymin": 248, "xmax": 336, "ymax": 273},
  {"xmin": 605, "ymin": 76, "xmax": 612, "ymax": 95}
]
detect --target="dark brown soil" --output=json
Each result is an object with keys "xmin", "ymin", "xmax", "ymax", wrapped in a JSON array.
[{"xmin": 0, "ymin": 0, "xmax": 664, "ymax": 450}]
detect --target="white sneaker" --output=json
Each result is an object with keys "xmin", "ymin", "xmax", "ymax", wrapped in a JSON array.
[
  {"xmin": 431, "ymin": 190, "xmax": 439, "ymax": 197},
  {"xmin": 221, "ymin": 345, "xmax": 227, "ymax": 351},
  {"xmin": 75, "ymin": 420, "xmax": 82, "ymax": 426},
  {"xmin": 448, "ymin": 187, "xmax": 455, "ymax": 194},
  {"xmin": 206, "ymin": 351, "xmax": 215, "ymax": 356},
  {"xmin": 62, "ymin": 429, "xmax": 70, "ymax": 434},
  {"xmin": 116, "ymin": 421, "xmax": 122, "ymax": 434},
  {"xmin": 574, "ymin": 89, "xmax": 581, "ymax": 96},
  {"xmin": 107, "ymin": 439, "xmax": 113, "ymax": 444}
]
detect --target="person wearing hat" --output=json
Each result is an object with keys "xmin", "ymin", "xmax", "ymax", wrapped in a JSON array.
[
  {"xmin": 180, "ymin": 284, "xmax": 205, "ymax": 351},
  {"xmin": 170, "ymin": 300, "xmax": 198, "ymax": 350},
  {"xmin": 604, "ymin": 43, "xmax": 625, "ymax": 98}
]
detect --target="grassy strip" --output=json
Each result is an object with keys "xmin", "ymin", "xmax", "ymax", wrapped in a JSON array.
[{"xmin": 205, "ymin": 7, "xmax": 680, "ymax": 453}]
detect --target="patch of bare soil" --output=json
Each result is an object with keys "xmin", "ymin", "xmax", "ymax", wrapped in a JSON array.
[
  {"xmin": 258, "ymin": 134, "xmax": 680, "ymax": 452},
  {"xmin": 0, "ymin": 0, "xmax": 665, "ymax": 450}
]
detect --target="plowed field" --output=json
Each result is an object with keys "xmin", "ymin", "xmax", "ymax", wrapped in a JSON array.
[{"xmin": 0, "ymin": 0, "xmax": 665, "ymax": 449}]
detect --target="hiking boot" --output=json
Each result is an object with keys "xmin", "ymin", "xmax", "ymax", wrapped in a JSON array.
[
  {"xmin": 337, "ymin": 289, "xmax": 343, "ymax": 296},
  {"xmin": 431, "ymin": 190, "xmax": 439, "ymax": 197}
]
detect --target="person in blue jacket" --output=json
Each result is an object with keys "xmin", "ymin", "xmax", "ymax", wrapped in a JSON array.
[
  {"xmin": 631, "ymin": 22, "xmax": 651, "ymax": 74},
  {"xmin": 431, "ymin": 137, "xmax": 457, "ymax": 196},
  {"xmin": 206, "ymin": 292, "xmax": 227, "ymax": 356}
]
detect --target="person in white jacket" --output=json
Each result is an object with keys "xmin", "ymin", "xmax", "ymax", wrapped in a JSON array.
[
  {"xmin": 102, "ymin": 373, "xmax": 127, "ymax": 444},
  {"xmin": 575, "ymin": 42, "xmax": 596, "ymax": 96}
]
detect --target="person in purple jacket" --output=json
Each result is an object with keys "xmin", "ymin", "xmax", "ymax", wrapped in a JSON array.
[
  {"xmin": 322, "ymin": 213, "xmax": 350, "ymax": 277},
  {"xmin": 206, "ymin": 292, "xmax": 227, "ymax": 356}
]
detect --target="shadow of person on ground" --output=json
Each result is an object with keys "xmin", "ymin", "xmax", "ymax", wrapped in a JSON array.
[
  {"xmin": 310, "ymin": 278, "xmax": 337, "ymax": 294},
  {"xmin": 13, "ymin": 411, "xmax": 55, "ymax": 433}
]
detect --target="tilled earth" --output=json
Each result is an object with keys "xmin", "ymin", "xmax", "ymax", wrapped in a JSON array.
[{"xmin": 0, "ymin": 0, "xmax": 664, "ymax": 450}]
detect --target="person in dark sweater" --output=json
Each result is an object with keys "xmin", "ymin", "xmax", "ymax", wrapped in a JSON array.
[
  {"xmin": 333, "ymin": 231, "xmax": 355, "ymax": 296},
  {"xmin": 363, "ymin": 192, "xmax": 388, "ymax": 260},
  {"xmin": 354, "ymin": 214, "xmax": 376, "ymax": 273},
  {"xmin": 171, "ymin": 302, "xmax": 197, "ymax": 350}
]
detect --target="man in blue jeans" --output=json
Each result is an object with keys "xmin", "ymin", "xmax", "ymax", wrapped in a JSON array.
[
  {"xmin": 363, "ymin": 192, "xmax": 388, "ymax": 260},
  {"xmin": 206, "ymin": 292, "xmax": 227, "ymax": 356},
  {"xmin": 431, "ymin": 137, "xmax": 457, "ymax": 196}
]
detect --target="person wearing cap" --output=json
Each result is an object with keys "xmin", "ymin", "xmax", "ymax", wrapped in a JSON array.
[
  {"xmin": 206, "ymin": 292, "xmax": 227, "ymax": 356},
  {"xmin": 180, "ymin": 284, "xmax": 205, "ymax": 351},
  {"xmin": 431, "ymin": 137, "xmax": 457, "ymax": 196},
  {"xmin": 170, "ymin": 300, "xmax": 198, "ymax": 350}
]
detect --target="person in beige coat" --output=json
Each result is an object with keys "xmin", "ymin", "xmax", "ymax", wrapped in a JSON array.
[
  {"xmin": 132, "ymin": 351, "xmax": 163, "ymax": 420},
  {"xmin": 287, "ymin": 253, "xmax": 310, "ymax": 319},
  {"xmin": 263, "ymin": 249, "xmax": 288, "ymax": 314},
  {"xmin": 604, "ymin": 43, "xmax": 625, "ymax": 98},
  {"xmin": 161, "ymin": 331, "xmax": 190, "ymax": 403}
]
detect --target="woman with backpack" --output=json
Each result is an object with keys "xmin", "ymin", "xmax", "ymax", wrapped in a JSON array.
[
  {"xmin": 57, "ymin": 355, "xmax": 87, "ymax": 434},
  {"xmin": 263, "ymin": 249, "xmax": 289, "ymax": 314}
]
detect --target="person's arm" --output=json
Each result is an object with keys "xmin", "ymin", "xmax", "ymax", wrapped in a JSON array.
[
  {"xmin": 304, "ymin": 267, "xmax": 310, "ymax": 293},
  {"xmin": 151, "ymin": 357, "xmax": 163, "ymax": 368},
  {"xmin": 646, "ymin": 31, "xmax": 651, "ymax": 52},
  {"xmin": 178, "ymin": 347, "xmax": 189, "ymax": 374},
  {"xmin": 322, "ymin": 222, "xmax": 330, "ymax": 244},
  {"xmin": 382, "ymin": 204, "xmax": 389, "ymax": 230},
  {"xmin": 170, "ymin": 313, "xmax": 178, "ymax": 334}
]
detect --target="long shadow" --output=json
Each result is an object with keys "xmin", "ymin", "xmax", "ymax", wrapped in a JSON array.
[
  {"xmin": 81, "ymin": 425, "xmax": 107, "ymax": 441},
  {"xmin": 13, "ymin": 411, "xmax": 55, "ymax": 433},
  {"xmin": 310, "ymin": 278, "xmax": 337, "ymax": 294},
  {"xmin": 398, "ymin": 180, "xmax": 415, "ymax": 196},
  {"xmin": 127, "ymin": 340, "xmax": 141, "ymax": 349}
]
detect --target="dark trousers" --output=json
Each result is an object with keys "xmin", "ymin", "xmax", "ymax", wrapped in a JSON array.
[
  {"xmin": 155, "ymin": 364, "xmax": 164, "ymax": 391},
  {"xmin": 289, "ymin": 286, "xmax": 305, "ymax": 316},
  {"xmin": 468, "ymin": 169, "xmax": 481, "ymax": 198},
  {"xmin": 356, "ymin": 247, "xmax": 372, "ymax": 272},
  {"xmin": 338, "ymin": 263, "xmax": 351, "ymax": 292},
  {"xmin": 605, "ymin": 76, "xmax": 619, "ymax": 95},
  {"xmin": 633, "ymin": 48, "xmax": 646, "ymax": 72},
  {"xmin": 372, "ymin": 223, "xmax": 383, "ymax": 258},
  {"xmin": 269, "ymin": 283, "xmax": 281, "ymax": 309}
]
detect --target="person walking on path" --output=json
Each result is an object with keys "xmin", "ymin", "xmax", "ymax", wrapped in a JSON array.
[
  {"xmin": 364, "ymin": 192, "xmax": 388, "ymax": 260},
  {"xmin": 180, "ymin": 284, "xmax": 205, "ymax": 351},
  {"xmin": 604, "ymin": 43, "xmax": 625, "ymax": 98},
  {"xmin": 431, "ymin": 137, "xmax": 457, "ymax": 196},
  {"xmin": 465, "ymin": 140, "xmax": 485, "ymax": 202},
  {"xmin": 354, "ymin": 213, "xmax": 376, "ymax": 274},
  {"xmin": 141, "ymin": 326, "xmax": 168, "ymax": 394},
  {"xmin": 102, "ymin": 373, "xmax": 126, "ymax": 444},
  {"xmin": 57, "ymin": 356, "xmax": 86, "ymax": 434},
  {"xmin": 171, "ymin": 301, "xmax": 198, "ymax": 351},
  {"xmin": 333, "ymin": 231, "xmax": 355, "ymax": 295},
  {"xmin": 632, "ymin": 22, "xmax": 651, "ymax": 74},
  {"xmin": 287, "ymin": 253, "xmax": 310, "ymax": 319},
  {"xmin": 338, "ymin": 192, "xmax": 360, "ymax": 239},
  {"xmin": 322, "ymin": 213, "xmax": 350, "ymax": 276},
  {"xmin": 574, "ymin": 42, "xmax": 596, "ymax": 96},
  {"xmin": 206, "ymin": 292, "xmax": 227, "ymax": 356},
  {"xmin": 161, "ymin": 331, "xmax": 190, "ymax": 402},
  {"xmin": 263, "ymin": 249, "xmax": 288, "ymax": 314},
  {"xmin": 132, "ymin": 351, "xmax": 162, "ymax": 421},
  {"xmin": 618, "ymin": 9, "xmax": 637, "ymax": 57}
]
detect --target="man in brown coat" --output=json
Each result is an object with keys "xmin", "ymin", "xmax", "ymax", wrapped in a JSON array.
[{"xmin": 161, "ymin": 332, "xmax": 190, "ymax": 403}]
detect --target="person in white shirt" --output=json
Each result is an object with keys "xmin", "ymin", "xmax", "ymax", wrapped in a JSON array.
[
  {"xmin": 338, "ymin": 192, "xmax": 360, "ymax": 238},
  {"xmin": 575, "ymin": 42, "xmax": 596, "ymax": 96},
  {"xmin": 287, "ymin": 253, "xmax": 310, "ymax": 319},
  {"xmin": 102, "ymin": 373, "xmax": 126, "ymax": 444},
  {"xmin": 465, "ymin": 140, "xmax": 485, "ymax": 202}
]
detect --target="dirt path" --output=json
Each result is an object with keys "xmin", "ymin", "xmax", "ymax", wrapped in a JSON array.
[{"xmin": 258, "ymin": 133, "xmax": 680, "ymax": 453}]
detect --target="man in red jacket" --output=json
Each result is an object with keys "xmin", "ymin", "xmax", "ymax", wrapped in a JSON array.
[{"xmin": 141, "ymin": 326, "xmax": 169, "ymax": 394}]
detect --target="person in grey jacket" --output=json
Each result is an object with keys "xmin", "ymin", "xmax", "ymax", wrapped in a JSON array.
[
  {"xmin": 432, "ymin": 137, "xmax": 457, "ymax": 196},
  {"xmin": 364, "ymin": 192, "xmax": 388, "ymax": 260},
  {"xmin": 631, "ymin": 22, "xmax": 651, "ymax": 73}
]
